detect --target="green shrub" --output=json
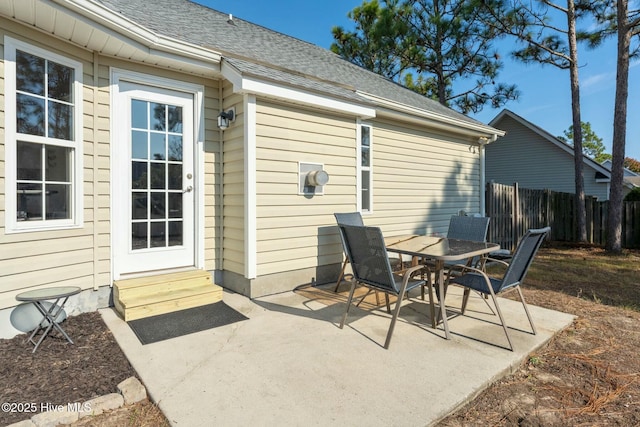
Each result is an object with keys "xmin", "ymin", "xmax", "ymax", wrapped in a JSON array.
[{"xmin": 624, "ymin": 187, "xmax": 640, "ymax": 201}]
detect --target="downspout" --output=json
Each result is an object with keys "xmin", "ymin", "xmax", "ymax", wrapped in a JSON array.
[
  {"xmin": 479, "ymin": 134, "xmax": 497, "ymax": 216},
  {"xmin": 92, "ymin": 51, "xmax": 100, "ymax": 291},
  {"xmin": 218, "ymin": 82, "xmax": 224, "ymax": 281}
]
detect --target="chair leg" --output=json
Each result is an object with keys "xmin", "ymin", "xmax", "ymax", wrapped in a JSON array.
[
  {"xmin": 384, "ymin": 286, "xmax": 409, "ymax": 349},
  {"xmin": 487, "ymin": 291, "xmax": 515, "ymax": 351},
  {"xmin": 421, "ymin": 276, "xmax": 436, "ymax": 329},
  {"xmin": 461, "ymin": 288, "xmax": 471, "ymax": 314},
  {"xmin": 515, "ymin": 286, "xmax": 537, "ymax": 335},
  {"xmin": 334, "ymin": 258, "xmax": 349, "ymax": 292},
  {"xmin": 340, "ymin": 280, "xmax": 358, "ymax": 329}
]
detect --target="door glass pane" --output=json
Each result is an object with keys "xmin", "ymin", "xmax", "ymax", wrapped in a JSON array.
[
  {"xmin": 168, "ymin": 106, "xmax": 182, "ymax": 132},
  {"xmin": 150, "ymin": 222, "xmax": 165, "ymax": 247},
  {"xmin": 168, "ymin": 193, "xmax": 182, "ymax": 218},
  {"xmin": 132, "ymin": 193, "xmax": 147, "ymax": 220},
  {"xmin": 132, "ymin": 162, "xmax": 148, "ymax": 189},
  {"xmin": 169, "ymin": 221, "xmax": 183, "ymax": 246},
  {"xmin": 150, "ymin": 133, "xmax": 166, "ymax": 160},
  {"xmin": 131, "ymin": 131, "xmax": 148, "ymax": 159},
  {"xmin": 150, "ymin": 163, "xmax": 165, "ymax": 189},
  {"xmin": 168, "ymin": 135, "xmax": 182, "ymax": 161},
  {"xmin": 131, "ymin": 100, "xmax": 148, "ymax": 129},
  {"xmin": 151, "ymin": 192, "xmax": 165, "ymax": 219},
  {"xmin": 168, "ymin": 164, "xmax": 182, "ymax": 190},
  {"xmin": 132, "ymin": 223, "xmax": 147, "ymax": 250},
  {"xmin": 150, "ymin": 103, "xmax": 165, "ymax": 130}
]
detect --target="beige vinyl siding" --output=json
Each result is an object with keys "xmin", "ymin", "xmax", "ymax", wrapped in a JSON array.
[
  {"xmin": 369, "ymin": 118, "xmax": 482, "ymax": 235},
  {"xmin": 487, "ymin": 115, "xmax": 609, "ymax": 200},
  {"xmin": 252, "ymin": 100, "xmax": 483, "ymax": 278},
  {"xmin": 203, "ymin": 79, "xmax": 222, "ymax": 271},
  {"xmin": 254, "ymin": 100, "xmax": 356, "ymax": 276},
  {"xmin": 221, "ymin": 81, "xmax": 245, "ymax": 275},
  {"xmin": 0, "ymin": 20, "xmax": 222, "ymax": 309}
]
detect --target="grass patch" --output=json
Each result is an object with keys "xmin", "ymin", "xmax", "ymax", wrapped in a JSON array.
[{"xmin": 523, "ymin": 243, "xmax": 640, "ymax": 310}]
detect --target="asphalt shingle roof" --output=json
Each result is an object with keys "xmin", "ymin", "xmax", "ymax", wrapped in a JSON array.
[{"xmin": 97, "ymin": 0, "xmax": 489, "ymax": 129}]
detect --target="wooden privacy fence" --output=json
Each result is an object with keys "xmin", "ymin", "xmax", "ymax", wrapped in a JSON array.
[{"xmin": 485, "ymin": 182, "xmax": 640, "ymax": 251}]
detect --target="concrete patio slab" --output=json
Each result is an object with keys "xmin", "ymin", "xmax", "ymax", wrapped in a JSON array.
[{"xmin": 101, "ymin": 284, "xmax": 575, "ymax": 426}]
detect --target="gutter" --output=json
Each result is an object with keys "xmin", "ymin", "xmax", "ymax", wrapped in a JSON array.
[
  {"xmin": 479, "ymin": 135, "xmax": 498, "ymax": 216},
  {"xmin": 359, "ymin": 91, "xmax": 504, "ymax": 139}
]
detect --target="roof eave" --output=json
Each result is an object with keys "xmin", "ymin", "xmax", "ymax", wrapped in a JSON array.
[
  {"xmin": 221, "ymin": 60, "xmax": 376, "ymax": 118},
  {"xmin": 47, "ymin": 0, "xmax": 221, "ymax": 70},
  {"xmin": 361, "ymin": 92, "xmax": 505, "ymax": 140}
]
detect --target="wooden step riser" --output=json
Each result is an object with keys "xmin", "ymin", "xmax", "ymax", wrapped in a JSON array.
[
  {"xmin": 114, "ymin": 270, "xmax": 211, "ymax": 290},
  {"xmin": 115, "ymin": 276, "xmax": 212, "ymax": 300},
  {"xmin": 122, "ymin": 289, "xmax": 223, "ymax": 321},
  {"xmin": 119, "ymin": 284, "xmax": 221, "ymax": 308}
]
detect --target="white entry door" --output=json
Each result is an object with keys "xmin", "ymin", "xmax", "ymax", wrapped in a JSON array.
[{"xmin": 114, "ymin": 81, "xmax": 196, "ymax": 276}]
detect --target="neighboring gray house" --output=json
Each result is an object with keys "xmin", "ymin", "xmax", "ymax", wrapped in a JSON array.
[
  {"xmin": 601, "ymin": 159, "xmax": 640, "ymax": 189},
  {"xmin": 487, "ymin": 110, "xmax": 634, "ymax": 200}
]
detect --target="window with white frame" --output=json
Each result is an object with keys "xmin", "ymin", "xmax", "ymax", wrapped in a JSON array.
[
  {"xmin": 4, "ymin": 38, "xmax": 83, "ymax": 231},
  {"xmin": 358, "ymin": 123, "xmax": 372, "ymax": 212}
]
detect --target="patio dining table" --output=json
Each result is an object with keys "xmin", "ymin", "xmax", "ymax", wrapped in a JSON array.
[{"xmin": 385, "ymin": 234, "xmax": 500, "ymax": 340}]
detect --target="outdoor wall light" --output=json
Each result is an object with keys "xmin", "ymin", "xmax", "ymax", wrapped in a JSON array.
[{"xmin": 217, "ymin": 108, "xmax": 235, "ymax": 130}]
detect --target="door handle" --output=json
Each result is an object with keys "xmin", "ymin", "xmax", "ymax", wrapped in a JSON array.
[{"xmin": 183, "ymin": 185, "xmax": 193, "ymax": 193}]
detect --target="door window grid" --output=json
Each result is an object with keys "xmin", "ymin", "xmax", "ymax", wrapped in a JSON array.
[{"xmin": 130, "ymin": 100, "xmax": 184, "ymax": 250}]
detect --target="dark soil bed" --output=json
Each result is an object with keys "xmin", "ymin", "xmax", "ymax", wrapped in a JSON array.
[{"xmin": 0, "ymin": 312, "xmax": 137, "ymax": 425}]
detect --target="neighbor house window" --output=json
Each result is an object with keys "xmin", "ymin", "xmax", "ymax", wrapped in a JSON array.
[
  {"xmin": 4, "ymin": 38, "xmax": 83, "ymax": 231},
  {"xmin": 358, "ymin": 123, "xmax": 372, "ymax": 212}
]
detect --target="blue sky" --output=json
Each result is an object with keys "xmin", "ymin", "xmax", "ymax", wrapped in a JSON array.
[{"xmin": 200, "ymin": 0, "xmax": 640, "ymax": 160}]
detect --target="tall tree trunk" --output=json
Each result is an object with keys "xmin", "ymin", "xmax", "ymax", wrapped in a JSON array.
[
  {"xmin": 567, "ymin": 0, "xmax": 587, "ymax": 242},
  {"xmin": 606, "ymin": 0, "xmax": 630, "ymax": 253}
]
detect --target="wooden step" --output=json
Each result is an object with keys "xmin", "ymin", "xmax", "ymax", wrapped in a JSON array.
[
  {"xmin": 115, "ymin": 270, "xmax": 212, "ymax": 300},
  {"xmin": 113, "ymin": 270, "xmax": 223, "ymax": 321}
]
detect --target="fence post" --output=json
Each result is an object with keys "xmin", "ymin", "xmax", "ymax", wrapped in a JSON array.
[{"xmin": 513, "ymin": 182, "xmax": 519, "ymax": 251}]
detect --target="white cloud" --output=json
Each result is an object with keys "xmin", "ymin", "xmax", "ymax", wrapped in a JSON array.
[{"xmin": 582, "ymin": 72, "xmax": 612, "ymax": 89}]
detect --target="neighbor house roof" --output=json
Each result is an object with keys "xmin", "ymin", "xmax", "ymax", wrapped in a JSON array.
[
  {"xmin": 490, "ymin": 109, "xmax": 636, "ymax": 189},
  {"xmin": 91, "ymin": 0, "xmax": 501, "ymax": 138}
]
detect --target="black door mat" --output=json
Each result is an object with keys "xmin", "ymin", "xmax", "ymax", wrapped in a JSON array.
[{"xmin": 127, "ymin": 301, "xmax": 248, "ymax": 345}]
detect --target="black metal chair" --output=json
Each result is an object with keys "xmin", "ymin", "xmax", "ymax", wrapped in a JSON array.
[
  {"xmin": 447, "ymin": 227, "xmax": 550, "ymax": 351},
  {"xmin": 333, "ymin": 212, "xmax": 365, "ymax": 292},
  {"xmin": 338, "ymin": 224, "xmax": 430, "ymax": 349},
  {"xmin": 446, "ymin": 215, "xmax": 491, "ymax": 242}
]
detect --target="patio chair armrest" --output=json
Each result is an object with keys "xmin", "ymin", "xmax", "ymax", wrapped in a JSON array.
[
  {"xmin": 447, "ymin": 264, "xmax": 495, "ymax": 293},
  {"xmin": 401, "ymin": 264, "xmax": 428, "ymax": 283},
  {"xmin": 447, "ymin": 263, "xmax": 479, "ymax": 276},
  {"xmin": 484, "ymin": 257, "xmax": 509, "ymax": 268},
  {"xmin": 397, "ymin": 263, "xmax": 430, "ymax": 279}
]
